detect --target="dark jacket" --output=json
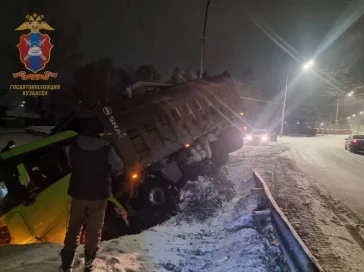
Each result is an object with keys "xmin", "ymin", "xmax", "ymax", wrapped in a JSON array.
[{"xmin": 67, "ymin": 136, "xmax": 123, "ymax": 200}]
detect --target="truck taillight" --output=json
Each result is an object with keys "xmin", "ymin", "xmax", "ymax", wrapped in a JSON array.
[{"xmin": 353, "ymin": 139, "xmax": 357, "ymax": 144}]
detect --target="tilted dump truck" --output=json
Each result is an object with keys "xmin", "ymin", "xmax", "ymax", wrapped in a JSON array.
[{"xmin": 0, "ymin": 71, "xmax": 245, "ymax": 245}]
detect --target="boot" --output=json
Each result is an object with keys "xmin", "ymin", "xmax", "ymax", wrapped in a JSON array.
[
  {"xmin": 84, "ymin": 250, "xmax": 96, "ymax": 272},
  {"xmin": 60, "ymin": 249, "xmax": 75, "ymax": 272}
]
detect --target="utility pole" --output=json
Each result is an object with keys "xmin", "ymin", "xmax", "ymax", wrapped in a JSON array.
[
  {"xmin": 357, "ymin": 103, "xmax": 361, "ymax": 132},
  {"xmin": 335, "ymin": 99, "xmax": 339, "ymax": 128},
  {"xmin": 280, "ymin": 74, "xmax": 288, "ymax": 138},
  {"xmin": 199, "ymin": 0, "xmax": 211, "ymax": 79}
]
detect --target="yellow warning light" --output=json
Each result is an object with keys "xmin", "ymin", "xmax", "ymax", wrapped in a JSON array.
[
  {"xmin": 185, "ymin": 144, "xmax": 190, "ymax": 148},
  {"xmin": 131, "ymin": 174, "xmax": 138, "ymax": 179}
]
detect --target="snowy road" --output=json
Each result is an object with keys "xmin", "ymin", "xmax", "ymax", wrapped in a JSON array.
[
  {"xmin": 0, "ymin": 129, "xmax": 41, "ymax": 148},
  {"xmin": 285, "ymin": 136, "xmax": 364, "ymax": 221},
  {"xmin": 236, "ymin": 136, "xmax": 364, "ymax": 272}
]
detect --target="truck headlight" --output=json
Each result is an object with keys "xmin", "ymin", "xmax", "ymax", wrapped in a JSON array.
[
  {"xmin": 262, "ymin": 136, "xmax": 268, "ymax": 141},
  {"xmin": 246, "ymin": 135, "xmax": 252, "ymax": 140}
]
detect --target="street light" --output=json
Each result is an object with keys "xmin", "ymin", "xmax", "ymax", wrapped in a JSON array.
[
  {"xmin": 199, "ymin": 0, "xmax": 211, "ymax": 79},
  {"xmin": 280, "ymin": 59, "xmax": 314, "ymax": 138},
  {"xmin": 302, "ymin": 60, "xmax": 314, "ymax": 71}
]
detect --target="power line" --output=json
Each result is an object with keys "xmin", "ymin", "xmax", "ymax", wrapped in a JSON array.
[
  {"xmin": 240, "ymin": 96, "xmax": 282, "ymax": 104},
  {"xmin": 240, "ymin": 96, "xmax": 330, "ymax": 116},
  {"xmin": 124, "ymin": 0, "xmax": 155, "ymax": 46}
]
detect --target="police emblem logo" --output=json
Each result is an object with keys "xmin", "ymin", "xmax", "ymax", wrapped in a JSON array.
[{"xmin": 13, "ymin": 13, "xmax": 58, "ymax": 80}]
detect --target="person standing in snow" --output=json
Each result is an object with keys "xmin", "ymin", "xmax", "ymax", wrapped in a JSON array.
[{"xmin": 60, "ymin": 117, "xmax": 123, "ymax": 272}]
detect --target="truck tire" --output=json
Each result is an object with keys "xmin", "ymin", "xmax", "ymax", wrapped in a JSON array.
[
  {"xmin": 138, "ymin": 175, "xmax": 179, "ymax": 211},
  {"xmin": 349, "ymin": 145, "xmax": 357, "ymax": 153}
]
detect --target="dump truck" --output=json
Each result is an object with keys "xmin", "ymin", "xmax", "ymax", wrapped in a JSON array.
[{"xmin": 0, "ymin": 71, "xmax": 245, "ymax": 245}]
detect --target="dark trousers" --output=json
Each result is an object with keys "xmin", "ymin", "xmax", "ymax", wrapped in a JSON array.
[{"xmin": 64, "ymin": 197, "xmax": 108, "ymax": 253}]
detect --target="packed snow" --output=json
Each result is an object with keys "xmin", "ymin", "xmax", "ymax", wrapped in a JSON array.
[
  {"xmin": 0, "ymin": 132, "xmax": 288, "ymax": 272},
  {"xmin": 0, "ymin": 129, "xmax": 41, "ymax": 148}
]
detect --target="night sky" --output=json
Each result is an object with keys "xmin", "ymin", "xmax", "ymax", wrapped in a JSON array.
[{"xmin": 1, "ymin": 0, "xmax": 360, "ymax": 115}]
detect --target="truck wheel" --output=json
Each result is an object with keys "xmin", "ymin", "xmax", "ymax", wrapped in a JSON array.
[{"xmin": 138, "ymin": 176, "xmax": 179, "ymax": 211}]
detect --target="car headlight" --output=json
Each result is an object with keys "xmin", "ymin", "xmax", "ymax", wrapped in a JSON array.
[
  {"xmin": 246, "ymin": 135, "xmax": 252, "ymax": 140},
  {"xmin": 262, "ymin": 136, "xmax": 268, "ymax": 141}
]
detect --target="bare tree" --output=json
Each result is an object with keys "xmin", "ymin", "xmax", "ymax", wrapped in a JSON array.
[
  {"xmin": 183, "ymin": 68, "xmax": 193, "ymax": 81},
  {"xmin": 167, "ymin": 67, "xmax": 183, "ymax": 84},
  {"xmin": 71, "ymin": 59, "xmax": 133, "ymax": 107},
  {"xmin": 321, "ymin": 1, "xmax": 364, "ymax": 102},
  {"xmin": 196, "ymin": 69, "xmax": 209, "ymax": 79},
  {"xmin": 134, "ymin": 65, "xmax": 161, "ymax": 83},
  {"xmin": 322, "ymin": 67, "xmax": 364, "ymax": 101}
]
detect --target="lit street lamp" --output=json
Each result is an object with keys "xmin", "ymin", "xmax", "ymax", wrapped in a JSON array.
[
  {"xmin": 280, "ymin": 60, "xmax": 314, "ymax": 138},
  {"xmin": 302, "ymin": 60, "xmax": 314, "ymax": 71}
]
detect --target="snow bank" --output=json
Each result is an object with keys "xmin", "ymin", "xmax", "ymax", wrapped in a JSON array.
[
  {"xmin": 0, "ymin": 156, "xmax": 287, "ymax": 272},
  {"xmin": 25, "ymin": 126, "xmax": 55, "ymax": 136},
  {"xmin": 0, "ymin": 130, "xmax": 41, "ymax": 150}
]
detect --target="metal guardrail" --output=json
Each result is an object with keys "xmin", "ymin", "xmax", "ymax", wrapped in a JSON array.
[{"xmin": 253, "ymin": 170, "xmax": 324, "ymax": 272}]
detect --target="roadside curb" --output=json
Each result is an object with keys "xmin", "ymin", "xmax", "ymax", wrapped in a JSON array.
[{"xmin": 253, "ymin": 170, "xmax": 324, "ymax": 272}]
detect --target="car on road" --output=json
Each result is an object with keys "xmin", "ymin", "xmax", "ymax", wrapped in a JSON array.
[
  {"xmin": 245, "ymin": 130, "xmax": 272, "ymax": 145},
  {"xmin": 345, "ymin": 134, "xmax": 364, "ymax": 153}
]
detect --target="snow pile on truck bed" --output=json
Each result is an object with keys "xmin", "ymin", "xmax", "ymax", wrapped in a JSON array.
[{"xmin": 0, "ymin": 162, "xmax": 287, "ymax": 272}]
